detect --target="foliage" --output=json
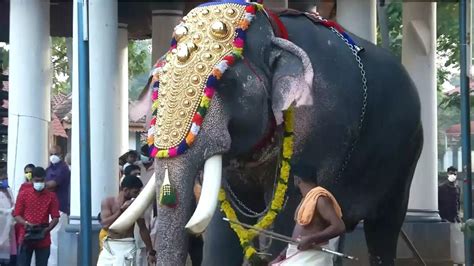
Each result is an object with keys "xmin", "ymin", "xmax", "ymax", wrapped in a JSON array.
[
  {"xmin": 0, "ymin": 46, "xmax": 8, "ymax": 70},
  {"xmin": 128, "ymin": 39, "xmax": 151, "ymax": 100},
  {"xmin": 385, "ymin": 2, "xmax": 403, "ymax": 58},
  {"xmin": 51, "ymin": 37, "xmax": 71, "ymax": 95},
  {"xmin": 49, "ymin": 37, "xmax": 151, "ymax": 99}
]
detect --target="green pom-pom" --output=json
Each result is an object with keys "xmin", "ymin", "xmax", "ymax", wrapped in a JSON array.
[{"xmin": 159, "ymin": 184, "xmax": 177, "ymax": 207}]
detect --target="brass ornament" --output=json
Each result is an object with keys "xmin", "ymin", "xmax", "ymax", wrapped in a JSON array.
[
  {"xmin": 210, "ymin": 21, "xmax": 229, "ymax": 39},
  {"xmin": 154, "ymin": 3, "xmax": 247, "ymax": 149},
  {"xmin": 174, "ymin": 25, "xmax": 188, "ymax": 41}
]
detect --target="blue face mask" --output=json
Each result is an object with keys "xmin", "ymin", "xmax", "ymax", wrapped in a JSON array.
[{"xmin": 0, "ymin": 179, "xmax": 8, "ymax": 189}]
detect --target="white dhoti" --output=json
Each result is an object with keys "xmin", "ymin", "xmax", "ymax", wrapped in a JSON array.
[
  {"xmin": 273, "ymin": 237, "xmax": 339, "ymax": 266},
  {"xmin": 97, "ymin": 237, "xmax": 137, "ymax": 266},
  {"xmin": 48, "ymin": 211, "xmax": 68, "ymax": 266}
]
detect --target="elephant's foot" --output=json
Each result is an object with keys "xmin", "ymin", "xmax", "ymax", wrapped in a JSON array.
[{"xmin": 369, "ymin": 254, "xmax": 394, "ymax": 266}]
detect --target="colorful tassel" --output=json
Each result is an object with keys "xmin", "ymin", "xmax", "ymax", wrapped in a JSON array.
[{"xmin": 159, "ymin": 165, "xmax": 177, "ymax": 207}]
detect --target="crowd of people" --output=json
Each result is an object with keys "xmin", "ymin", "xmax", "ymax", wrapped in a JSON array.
[
  {"xmin": 0, "ymin": 143, "xmax": 350, "ymax": 266},
  {"xmin": 0, "ymin": 145, "xmax": 70, "ymax": 266},
  {"xmin": 96, "ymin": 145, "xmax": 204, "ymax": 266}
]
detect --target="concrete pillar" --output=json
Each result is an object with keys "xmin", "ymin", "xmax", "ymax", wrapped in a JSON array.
[
  {"xmin": 264, "ymin": 0, "xmax": 288, "ymax": 9},
  {"xmin": 89, "ymin": 0, "xmax": 120, "ymax": 216},
  {"xmin": 70, "ymin": 0, "xmax": 80, "ymax": 218},
  {"xmin": 336, "ymin": 0, "xmax": 377, "ymax": 43},
  {"xmin": 118, "ymin": 24, "xmax": 129, "ymax": 155},
  {"xmin": 151, "ymin": 10, "xmax": 183, "ymax": 64},
  {"xmin": 402, "ymin": 3, "xmax": 438, "ymax": 220},
  {"xmin": 8, "ymin": 0, "xmax": 51, "ymax": 195}
]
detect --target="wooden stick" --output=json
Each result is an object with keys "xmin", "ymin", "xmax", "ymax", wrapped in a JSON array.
[{"xmin": 223, "ymin": 218, "xmax": 358, "ymax": 260}]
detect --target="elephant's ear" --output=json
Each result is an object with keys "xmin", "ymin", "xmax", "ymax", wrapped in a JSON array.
[{"xmin": 269, "ymin": 37, "xmax": 314, "ymax": 124}]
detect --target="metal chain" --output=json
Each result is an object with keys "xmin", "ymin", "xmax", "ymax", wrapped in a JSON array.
[
  {"xmin": 329, "ymin": 27, "xmax": 369, "ymax": 180},
  {"xmin": 225, "ymin": 181, "xmax": 270, "ymax": 218}
]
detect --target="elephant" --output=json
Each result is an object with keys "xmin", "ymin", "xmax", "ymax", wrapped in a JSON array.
[{"xmin": 111, "ymin": 1, "xmax": 423, "ymax": 265}]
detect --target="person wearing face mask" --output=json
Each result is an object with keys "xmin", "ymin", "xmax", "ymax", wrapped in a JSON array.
[
  {"xmin": 438, "ymin": 166, "xmax": 460, "ymax": 223},
  {"xmin": 17, "ymin": 164, "xmax": 35, "ymax": 192},
  {"xmin": 13, "ymin": 164, "xmax": 36, "ymax": 263},
  {"xmin": 13, "ymin": 167, "xmax": 60, "ymax": 266},
  {"xmin": 45, "ymin": 145, "xmax": 70, "ymax": 266},
  {"xmin": 0, "ymin": 168, "xmax": 16, "ymax": 266}
]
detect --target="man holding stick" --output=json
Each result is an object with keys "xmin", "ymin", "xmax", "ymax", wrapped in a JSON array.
[{"xmin": 270, "ymin": 175, "xmax": 346, "ymax": 265}]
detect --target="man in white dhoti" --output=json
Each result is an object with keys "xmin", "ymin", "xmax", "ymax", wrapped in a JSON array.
[
  {"xmin": 271, "ymin": 175, "xmax": 345, "ymax": 266},
  {"xmin": 97, "ymin": 175, "xmax": 156, "ymax": 266}
]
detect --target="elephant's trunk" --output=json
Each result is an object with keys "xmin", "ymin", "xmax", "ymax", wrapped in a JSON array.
[
  {"xmin": 185, "ymin": 154, "xmax": 222, "ymax": 234},
  {"xmin": 154, "ymin": 157, "xmax": 206, "ymax": 264},
  {"xmin": 155, "ymin": 96, "xmax": 231, "ymax": 264}
]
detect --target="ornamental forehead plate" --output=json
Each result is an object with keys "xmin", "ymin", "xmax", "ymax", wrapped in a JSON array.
[{"xmin": 154, "ymin": 3, "xmax": 246, "ymax": 149}]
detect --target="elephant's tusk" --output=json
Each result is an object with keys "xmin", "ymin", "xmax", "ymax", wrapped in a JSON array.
[
  {"xmin": 109, "ymin": 173, "xmax": 156, "ymax": 233},
  {"xmin": 185, "ymin": 155, "xmax": 222, "ymax": 234}
]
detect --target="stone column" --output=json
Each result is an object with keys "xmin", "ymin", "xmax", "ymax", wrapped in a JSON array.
[
  {"xmin": 88, "ymin": 0, "xmax": 120, "ymax": 216},
  {"xmin": 118, "ymin": 24, "xmax": 129, "ymax": 155},
  {"xmin": 8, "ymin": 0, "xmax": 51, "ymax": 194},
  {"xmin": 336, "ymin": 0, "xmax": 377, "ymax": 43},
  {"xmin": 402, "ymin": 3, "xmax": 438, "ymax": 220},
  {"xmin": 152, "ymin": 10, "xmax": 183, "ymax": 64},
  {"xmin": 70, "ymin": 0, "xmax": 80, "ymax": 218},
  {"xmin": 264, "ymin": 0, "xmax": 288, "ymax": 9}
]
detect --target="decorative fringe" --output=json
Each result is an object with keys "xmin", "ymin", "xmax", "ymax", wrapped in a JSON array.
[{"xmin": 159, "ymin": 166, "xmax": 177, "ymax": 207}]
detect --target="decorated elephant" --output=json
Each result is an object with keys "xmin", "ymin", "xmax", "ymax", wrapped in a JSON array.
[{"xmin": 110, "ymin": 1, "xmax": 423, "ymax": 265}]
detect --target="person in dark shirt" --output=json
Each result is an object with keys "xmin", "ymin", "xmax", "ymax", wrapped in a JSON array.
[
  {"xmin": 13, "ymin": 167, "xmax": 59, "ymax": 266},
  {"xmin": 45, "ymin": 145, "xmax": 70, "ymax": 266},
  {"xmin": 45, "ymin": 146, "xmax": 70, "ymax": 215},
  {"xmin": 438, "ymin": 166, "xmax": 460, "ymax": 222}
]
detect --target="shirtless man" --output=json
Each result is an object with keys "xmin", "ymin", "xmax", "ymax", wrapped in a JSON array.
[
  {"xmin": 97, "ymin": 175, "xmax": 156, "ymax": 265},
  {"xmin": 270, "ymin": 175, "xmax": 345, "ymax": 265}
]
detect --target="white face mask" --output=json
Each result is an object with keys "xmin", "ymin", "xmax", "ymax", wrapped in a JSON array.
[
  {"xmin": 50, "ymin": 155, "xmax": 61, "ymax": 164},
  {"xmin": 448, "ymin": 174, "xmax": 457, "ymax": 182},
  {"xmin": 33, "ymin": 182, "xmax": 45, "ymax": 191},
  {"xmin": 140, "ymin": 155, "xmax": 151, "ymax": 164}
]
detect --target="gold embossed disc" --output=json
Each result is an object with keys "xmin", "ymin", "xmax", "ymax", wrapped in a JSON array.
[{"xmin": 154, "ymin": 3, "xmax": 247, "ymax": 149}]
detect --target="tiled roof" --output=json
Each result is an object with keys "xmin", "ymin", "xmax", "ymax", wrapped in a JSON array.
[{"xmin": 51, "ymin": 112, "xmax": 68, "ymax": 138}]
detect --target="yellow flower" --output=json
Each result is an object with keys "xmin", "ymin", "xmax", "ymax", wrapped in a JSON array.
[
  {"xmin": 218, "ymin": 189, "xmax": 226, "ymax": 201},
  {"xmin": 218, "ymin": 102, "xmax": 294, "ymax": 262},
  {"xmin": 280, "ymin": 161, "xmax": 290, "ymax": 180},
  {"xmin": 283, "ymin": 108, "xmax": 294, "ymax": 132},
  {"xmin": 283, "ymin": 136, "xmax": 294, "ymax": 159},
  {"xmin": 244, "ymin": 247, "xmax": 257, "ymax": 259}
]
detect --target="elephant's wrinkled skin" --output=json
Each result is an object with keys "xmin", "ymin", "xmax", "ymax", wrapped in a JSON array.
[{"xmin": 139, "ymin": 4, "xmax": 422, "ymax": 266}]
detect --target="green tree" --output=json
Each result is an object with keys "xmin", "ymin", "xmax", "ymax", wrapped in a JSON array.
[
  {"xmin": 51, "ymin": 37, "xmax": 70, "ymax": 95},
  {"xmin": 0, "ymin": 46, "xmax": 8, "ymax": 70},
  {"xmin": 128, "ymin": 39, "xmax": 151, "ymax": 100}
]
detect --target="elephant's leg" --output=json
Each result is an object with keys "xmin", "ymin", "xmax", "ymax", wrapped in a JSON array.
[
  {"xmin": 364, "ymin": 126, "xmax": 422, "ymax": 266},
  {"xmin": 202, "ymin": 208, "xmax": 244, "ymax": 266},
  {"xmin": 364, "ymin": 171, "xmax": 413, "ymax": 266}
]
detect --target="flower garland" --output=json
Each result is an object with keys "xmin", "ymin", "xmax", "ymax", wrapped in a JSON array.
[
  {"xmin": 219, "ymin": 107, "xmax": 294, "ymax": 264},
  {"xmin": 147, "ymin": 2, "xmax": 263, "ymax": 159}
]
